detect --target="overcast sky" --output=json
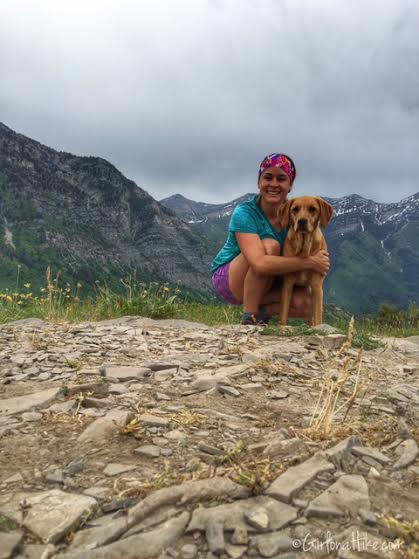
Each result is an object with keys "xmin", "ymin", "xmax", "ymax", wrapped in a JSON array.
[{"xmin": 1, "ymin": 0, "xmax": 418, "ymax": 203}]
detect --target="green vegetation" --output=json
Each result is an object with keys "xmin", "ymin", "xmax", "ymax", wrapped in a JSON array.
[
  {"xmin": 355, "ymin": 303, "xmax": 419, "ymax": 337},
  {"xmin": 326, "ymin": 232, "xmax": 407, "ymax": 314},
  {"xmin": 1, "ymin": 269, "xmax": 418, "ymax": 351},
  {"xmin": 0, "ymin": 514, "xmax": 17, "ymax": 532}
]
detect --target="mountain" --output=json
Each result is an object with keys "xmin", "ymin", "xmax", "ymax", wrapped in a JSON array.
[
  {"xmin": 161, "ymin": 192, "xmax": 419, "ymax": 313},
  {"xmin": 160, "ymin": 192, "xmax": 254, "ymax": 222},
  {"xmin": 2, "ymin": 121, "xmax": 417, "ymax": 314},
  {"xmin": 0, "ymin": 122, "xmax": 212, "ymax": 295},
  {"xmin": 160, "ymin": 193, "xmax": 254, "ymax": 255},
  {"xmin": 324, "ymin": 193, "xmax": 419, "ymax": 313}
]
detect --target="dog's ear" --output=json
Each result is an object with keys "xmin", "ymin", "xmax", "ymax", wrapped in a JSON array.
[
  {"xmin": 278, "ymin": 200, "xmax": 293, "ymax": 228},
  {"xmin": 317, "ymin": 198, "xmax": 333, "ymax": 228}
]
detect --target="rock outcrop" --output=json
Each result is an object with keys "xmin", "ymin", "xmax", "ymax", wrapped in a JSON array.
[{"xmin": 0, "ymin": 317, "xmax": 418, "ymax": 557}]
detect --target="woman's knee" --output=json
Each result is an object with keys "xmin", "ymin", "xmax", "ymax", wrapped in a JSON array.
[{"xmin": 262, "ymin": 238, "xmax": 281, "ymax": 256}]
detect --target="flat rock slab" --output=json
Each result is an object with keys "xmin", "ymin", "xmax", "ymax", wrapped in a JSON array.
[
  {"xmin": 101, "ymin": 366, "xmax": 151, "ymax": 382},
  {"xmin": 128, "ymin": 477, "xmax": 250, "ymax": 527},
  {"xmin": 322, "ymin": 334, "xmax": 348, "ymax": 350},
  {"xmin": 58, "ymin": 511, "xmax": 190, "ymax": 559},
  {"xmin": 73, "ymin": 477, "xmax": 251, "ymax": 549},
  {"xmin": 351, "ymin": 446, "xmax": 391, "ymax": 465},
  {"xmin": 266, "ymin": 455, "xmax": 335, "ymax": 503},
  {"xmin": 262, "ymin": 437, "xmax": 309, "ymax": 459},
  {"xmin": 185, "ymin": 376, "xmax": 220, "ymax": 394},
  {"xmin": 0, "ymin": 387, "xmax": 63, "ymax": 416},
  {"xmin": 381, "ymin": 338, "xmax": 419, "ymax": 353},
  {"xmin": 134, "ymin": 444, "xmax": 161, "ymax": 458},
  {"xmin": 323, "ymin": 436, "xmax": 361, "ymax": 464},
  {"xmin": 305, "ymin": 474, "xmax": 370, "ymax": 518},
  {"xmin": 393, "ymin": 439, "xmax": 419, "ymax": 470},
  {"xmin": 138, "ymin": 413, "xmax": 170, "ymax": 427},
  {"xmin": 251, "ymin": 532, "xmax": 295, "ymax": 557},
  {"xmin": 70, "ymin": 516, "xmax": 128, "ymax": 551},
  {"xmin": 0, "ymin": 530, "xmax": 23, "ymax": 559},
  {"xmin": 187, "ymin": 496, "xmax": 297, "ymax": 533},
  {"xmin": 305, "ymin": 334, "xmax": 347, "ymax": 350},
  {"xmin": 103, "ymin": 463, "xmax": 137, "ymax": 476},
  {"xmin": 333, "ymin": 525, "xmax": 403, "ymax": 559},
  {"xmin": 0, "ymin": 489, "xmax": 97, "ymax": 543},
  {"xmin": 78, "ymin": 409, "xmax": 134, "ymax": 443},
  {"xmin": 268, "ymin": 390, "xmax": 289, "ymax": 400}
]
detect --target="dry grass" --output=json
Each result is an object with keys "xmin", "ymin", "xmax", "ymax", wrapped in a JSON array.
[
  {"xmin": 117, "ymin": 418, "xmax": 145, "ymax": 437},
  {"xmin": 30, "ymin": 332, "xmax": 53, "ymax": 350},
  {"xmin": 114, "ymin": 460, "xmax": 202, "ymax": 499},
  {"xmin": 327, "ymin": 415, "xmax": 400, "ymax": 447},
  {"xmin": 378, "ymin": 514, "xmax": 419, "ymax": 558},
  {"xmin": 169, "ymin": 410, "xmax": 206, "ymax": 427},
  {"xmin": 70, "ymin": 390, "xmax": 94, "ymax": 415},
  {"xmin": 212, "ymin": 440, "xmax": 284, "ymax": 493},
  {"xmin": 305, "ymin": 317, "xmax": 366, "ymax": 439},
  {"xmin": 41, "ymin": 410, "xmax": 86, "ymax": 426},
  {"xmin": 379, "ymin": 514, "xmax": 419, "ymax": 543},
  {"xmin": 114, "ymin": 440, "xmax": 284, "ymax": 499},
  {"xmin": 64, "ymin": 358, "xmax": 84, "ymax": 370},
  {"xmin": 226, "ymin": 457, "xmax": 282, "ymax": 493}
]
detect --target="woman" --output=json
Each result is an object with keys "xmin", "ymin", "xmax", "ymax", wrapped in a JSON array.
[{"xmin": 211, "ymin": 153, "xmax": 330, "ymax": 324}]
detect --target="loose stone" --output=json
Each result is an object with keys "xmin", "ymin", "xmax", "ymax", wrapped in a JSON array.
[
  {"xmin": 217, "ymin": 385, "xmax": 241, "ymax": 397},
  {"xmin": 393, "ymin": 439, "xmax": 419, "ymax": 470},
  {"xmin": 224, "ymin": 543, "xmax": 247, "ymax": 559},
  {"xmin": 59, "ymin": 511, "xmax": 190, "ymax": 559},
  {"xmin": 244, "ymin": 508, "xmax": 270, "ymax": 531},
  {"xmin": 252, "ymin": 532, "xmax": 295, "ymax": 557},
  {"xmin": 103, "ymin": 463, "xmax": 137, "ymax": 476},
  {"xmin": 101, "ymin": 365, "xmax": 152, "ymax": 381},
  {"xmin": 351, "ymin": 446, "xmax": 391, "ymax": 465},
  {"xmin": 180, "ymin": 543, "xmax": 199, "ymax": 559},
  {"xmin": 0, "ymin": 387, "xmax": 63, "ymax": 416},
  {"xmin": 206, "ymin": 520, "xmax": 225, "ymax": 555},
  {"xmin": 134, "ymin": 445, "xmax": 161, "ymax": 458},
  {"xmin": 78, "ymin": 409, "xmax": 134, "ymax": 442},
  {"xmin": 230, "ymin": 526, "xmax": 249, "ymax": 545},
  {"xmin": 0, "ymin": 489, "xmax": 97, "ymax": 544},
  {"xmin": 21, "ymin": 412, "xmax": 43, "ymax": 422},
  {"xmin": 305, "ymin": 475, "xmax": 370, "ymax": 518},
  {"xmin": 138, "ymin": 413, "xmax": 171, "ymax": 427},
  {"xmin": 266, "ymin": 456, "xmax": 335, "ymax": 503}
]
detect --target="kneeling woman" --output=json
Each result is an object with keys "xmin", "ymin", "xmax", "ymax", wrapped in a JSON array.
[{"xmin": 211, "ymin": 153, "xmax": 330, "ymax": 325}]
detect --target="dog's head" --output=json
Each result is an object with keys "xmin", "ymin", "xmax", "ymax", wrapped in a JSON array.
[{"xmin": 278, "ymin": 196, "xmax": 333, "ymax": 233}]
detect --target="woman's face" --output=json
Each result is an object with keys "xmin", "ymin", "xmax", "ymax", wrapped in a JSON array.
[{"xmin": 258, "ymin": 167, "xmax": 292, "ymax": 204}]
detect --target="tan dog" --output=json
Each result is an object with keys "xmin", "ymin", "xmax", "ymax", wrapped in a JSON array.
[{"xmin": 278, "ymin": 196, "xmax": 333, "ymax": 326}]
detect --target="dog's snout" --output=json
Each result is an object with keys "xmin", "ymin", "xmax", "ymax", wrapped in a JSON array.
[{"xmin": 297, "ymin": 218, "xmax": 308, "ymax": 230}]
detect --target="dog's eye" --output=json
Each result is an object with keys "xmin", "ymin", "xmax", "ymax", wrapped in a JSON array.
[
  {"xmin": 309, "ymin": 206, "xmax": 317, "ymax": 214},
  {"xmin": 292, "ymin": 206, "xmax": 300, "ymax": 213}
]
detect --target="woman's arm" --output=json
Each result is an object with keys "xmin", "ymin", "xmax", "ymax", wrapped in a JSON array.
[{"xmin": 236, "ymin": 232, "xmax": 330, "ymax": 275}]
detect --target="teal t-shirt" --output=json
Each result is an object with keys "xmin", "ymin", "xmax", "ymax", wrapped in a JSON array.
[{"xmin": 211, "ymin": 195, "xmax": 288, "ymax": 274}]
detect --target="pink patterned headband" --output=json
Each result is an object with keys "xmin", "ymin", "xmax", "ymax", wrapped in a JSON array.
[{"xmin": 258, "ymin": 153, "xmax": 296, "ymax": 183}]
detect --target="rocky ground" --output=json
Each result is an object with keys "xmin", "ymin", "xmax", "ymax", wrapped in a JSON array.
[{"xmin": 0, "ymin": 316, "xmax": 418, "ymax": 559}]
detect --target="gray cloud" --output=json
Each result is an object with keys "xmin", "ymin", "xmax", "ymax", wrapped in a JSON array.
[{"xmin": 1, "ymin": 0, "xmax": 418, "ymax": 203}]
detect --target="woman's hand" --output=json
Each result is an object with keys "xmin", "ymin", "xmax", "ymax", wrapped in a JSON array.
[{"xmin": 308, "ymin": 250, "xmax": 330, "ymax": 275}]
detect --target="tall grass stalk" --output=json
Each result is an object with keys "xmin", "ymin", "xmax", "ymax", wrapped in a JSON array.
[
  {"xmin": 308, "ymin": 318, "xmax": 365, "ymax": 438},
  {"xmin": 1, "ymin": 269, "xmax": 419, "ymax": 339}
]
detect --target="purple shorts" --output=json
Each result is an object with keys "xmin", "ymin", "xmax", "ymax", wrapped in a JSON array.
[{"xmin": 212, "ymin": 262, "xmax": 242, "ymax": 305}]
